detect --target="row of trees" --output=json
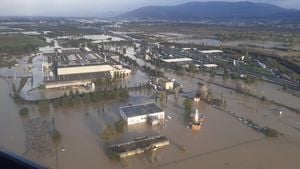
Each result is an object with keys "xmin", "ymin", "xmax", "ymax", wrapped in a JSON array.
[
  {"xmin": 119, "ymin": 54, "xmax": 138, "ymax": 67},
  {"xmin": 183, "ymin": 98, "xmax": 193, "ymax": 116},
  {"xmin": 15, "ymin": 85, "xmax": 129, "ymax": 109},
  {"xmin": 142, "ymin": 65, "xmax": 163, "ymax": 77},
  {"xmin": 52, "ymin": 86, "xmax": 129, "ymax": 107}
]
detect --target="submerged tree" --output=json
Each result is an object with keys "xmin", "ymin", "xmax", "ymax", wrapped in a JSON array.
[
  {"xmin": 183, "ymin": 98, "xmax": 193, "ymax": 114},
  {"xmin": 19, "ymin": 107, "xmax": 29, "ymax": 117},
  {"xmin": 114, "ymin": 119, "xmax": 126, "ymax": 134},
  {"xmin": 101, "ymin": 124, "xmax": 115, "ymax": 142}
]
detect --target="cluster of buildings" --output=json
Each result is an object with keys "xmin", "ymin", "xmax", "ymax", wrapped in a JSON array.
[
  {"xmin": 40, "ymin": 46, "xmax": 131, "ymax": 89},
  {"xmin": 112, "ymin": 101, "xmax": 205, "ymax": 158},
  {"xmin": 157, "ymin": 47, "xmax": 222, "ymax": 71},
  {"xmin": 111, "ymin": 106, "xmax": 205, "ymax": 159},
  {"xmin": 107, "ymin": 103, "xmax": 169, "ymax": 158}
]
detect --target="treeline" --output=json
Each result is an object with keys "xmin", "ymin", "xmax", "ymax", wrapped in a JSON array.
[
  {"xmin": 119, "ymin": 54, "xmax": 138, "ymax": 67},
  {"xmin": 52, "ymin": 86, "xmax": 129, "ymax": 107},
  {"xmin": 13, "ymin": 86, "xmax": 129, "ymax": 110},
  {"xmin": 142, "ymin": 65, "xmax": 163, "ymax": 77}
]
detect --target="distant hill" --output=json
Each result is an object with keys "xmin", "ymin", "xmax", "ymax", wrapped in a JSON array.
[{"xmin": 119, "ymin": 1, "xmax": 300, "ymax": 21}]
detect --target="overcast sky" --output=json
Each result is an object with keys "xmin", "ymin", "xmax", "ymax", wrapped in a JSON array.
[{"xmin": 0, "ymin": 0, "xmax": 299, "ymax": 16}]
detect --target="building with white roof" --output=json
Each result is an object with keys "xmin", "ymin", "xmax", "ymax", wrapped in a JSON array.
[
  {"xmin": 120, "ymin": 103, "xmax": 164, "ymax": 125},
  {"xmin": 203, "ymin": 64, "xmax": 218, "ymax": 68},
  {"xmin": 200, "ymin": 50, "xmax": 223, "ymax": 54},
  {"xmin": 161, "ymin": 58, "xmax": 193, "ymax": 63}
]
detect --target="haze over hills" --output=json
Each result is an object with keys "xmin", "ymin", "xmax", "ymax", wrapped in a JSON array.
[{"xmin": 119, "ymin": 1, "xmax": 300, "ymax": 21}]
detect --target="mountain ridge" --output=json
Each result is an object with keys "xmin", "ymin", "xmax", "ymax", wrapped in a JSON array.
[{"xmin": 119, "ymin": 1, "xmax": 300, "ymax": 21}]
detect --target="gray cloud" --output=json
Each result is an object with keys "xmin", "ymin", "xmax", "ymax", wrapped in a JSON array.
[{"xmin": 0, "ymin": 0, "xmax": 299, "ymax": 16}]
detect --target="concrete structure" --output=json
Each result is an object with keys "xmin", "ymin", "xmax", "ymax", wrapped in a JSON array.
[
  {"xmin": 190, "ymin": 109, "xmax": 205, "ymax": 131},
  {"xmin": 120, "ymin": 103, "xmax": 164, "ymax": 125},
  {"xmin": 156, "ymin": 78, "xmax": 174, "ymax": 90}
]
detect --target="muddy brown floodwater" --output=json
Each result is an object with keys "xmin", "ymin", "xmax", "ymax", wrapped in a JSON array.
[
  {"xmin": 1, "ymin": 68, "xmax": 300, "ymax": 169},
  {"xmin": 0, "ymin": 78, "xmax": 25, "ymax": 155}
]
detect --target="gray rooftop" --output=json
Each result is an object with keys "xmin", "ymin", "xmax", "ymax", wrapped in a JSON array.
[{"xmin": 120, "ymin": 103, "xmax": 163, "ymax": 117}]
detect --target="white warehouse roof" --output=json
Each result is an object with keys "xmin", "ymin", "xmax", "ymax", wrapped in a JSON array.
[
  {"xmin": 120, "ymin": 103, "xmax": 163, "ymax": 118},
  {"xmin": 200, "ymin": 50, "xmax": 223, "ymax": 54},
  {"xmin": 161, "ymin": 58, "xmax": 193, "ymax": 63},
  {"xmin": 204, "ymin": 64, "xmax": 218, "ymax": 68},
  {"xmin": 120, "ymin": 103, "xmax": 164, "ymax": 125}
]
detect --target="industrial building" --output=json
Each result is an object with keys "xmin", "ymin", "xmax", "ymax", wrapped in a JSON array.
[
  {"xmin": 120, "ymin": 103, "xmax": 164, "ymax": 125},
  {"xmin": 200, "ymin": 50, "xmax": 223, "ymax": 54},
  {"xmin": 109, "ymin": 135, "xmax": 169, "ymax": 158},
  {"xmin": 156, "ymin": 78, "xmax": 174, "ymax": 90},
  {"xmin": 203, "ymin": 64, "xmax": 218, "ymax": 68},
  {"xmin": 43, "ymin": 47, "xmax": 131, "ymax": 88},
  {"xmin": 161, "ymin": 57, "xmax": 193, "ymax": 63}
]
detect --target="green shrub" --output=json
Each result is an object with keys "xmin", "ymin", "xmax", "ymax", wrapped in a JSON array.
[{"xmin": 19, "ymin": 107, "xmax": 29, "ymax": 117}]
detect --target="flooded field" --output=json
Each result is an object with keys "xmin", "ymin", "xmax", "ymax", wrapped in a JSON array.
[
  {"xmin": 153, "ymin": 32, "xmax": 222, "ymax": 46},
  {"xmin": 1, "ymin": 65, "xmax": 300, "ymax": 169},
  {"xmin": 223, "ymin": 40, "xmax": 287, "ymax": 49},
  {"xmin": 172, "ymin": 38, "xmax": 222, "ymax": 46},
  {"xmin": 56, "ymin": 34, "xmax": 124, "ymax": 43}
]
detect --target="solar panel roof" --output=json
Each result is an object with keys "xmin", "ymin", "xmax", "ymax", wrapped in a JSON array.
[{"xmin": 120, "ymin": 103, "xmax": 163, "ymax": 117}]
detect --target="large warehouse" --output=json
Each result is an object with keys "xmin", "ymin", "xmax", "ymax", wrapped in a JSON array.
[
  {"xmin": 54, "ymin": 49, "xmax": 131, "ymax": 78},
  {"xmin": 43, "ymin": 47, "xmax": 131, "ymax": 88},
  {"xmin": 57, "ymin": 64, "xmax": 115, "ymax": 76},
  {"xmin": 45, "ymin": 47, "xmax": 131, "ymax": 82},
  {"xmin": 120, "ymin": 103, "xmax": 165, "ymax": 125}
]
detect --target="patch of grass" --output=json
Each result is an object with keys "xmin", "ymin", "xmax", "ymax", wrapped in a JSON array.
[
  {"xmin": 0, "ymin": 35, "xmax": 47, "ymax": 54},
  {"xmin": 263, "ymin": 127, "xmax": 280, "ymax": 137}
]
